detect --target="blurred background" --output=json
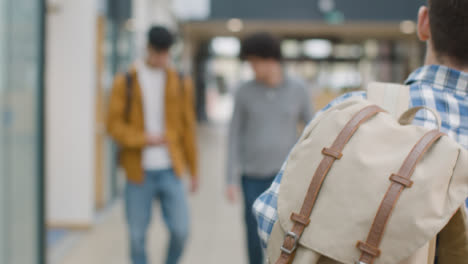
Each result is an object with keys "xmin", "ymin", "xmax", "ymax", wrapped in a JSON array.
[{"xmin": 0, "ymin": 0, "xmax": 426, "ymax": 263}]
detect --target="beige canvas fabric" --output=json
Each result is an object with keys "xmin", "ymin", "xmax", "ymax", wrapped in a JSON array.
[
  {"xmin": 366, "ymin": 82, "xmax": 410, "ymax": 119},
  {"xmin": 267, "ymin": 96, "xmax": 468, "ymax": 264},
  {"xmin": 368, "ymin": 83, "xmax": 437, "ymax": 264}
]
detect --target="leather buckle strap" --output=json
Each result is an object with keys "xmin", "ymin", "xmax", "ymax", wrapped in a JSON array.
[
  {"xmin": 280, "ymin": 231, "xmax": 299, "ymax": 255},
  {"xmin": 357, "ymin": 241, "xmax": 381, "ymax": 257},
  {"xmin": 290, "ymin": 212, "xmax": 310, "ymax": 227},
  {"xmin": 389, "ymin": 173, "xmax": 413, "ymax": 188},
  {"xmin": 322, "ymin": 147, "xmax": 343, "ymax": 159}
]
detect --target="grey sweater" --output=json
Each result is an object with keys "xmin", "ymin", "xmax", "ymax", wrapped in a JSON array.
[{"xmin": 226, "ymin": 76, "xmax": 313, "ymax": 184}]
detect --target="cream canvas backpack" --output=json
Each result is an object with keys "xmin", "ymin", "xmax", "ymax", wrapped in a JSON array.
[{"xmin": 267, "ymin": 83, "xmax": 468, "ymax": 264}]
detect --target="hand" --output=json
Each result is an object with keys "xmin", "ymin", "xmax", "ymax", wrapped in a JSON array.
[
  {"xmin": 146, "ymin": 133, "xmax": 167, "ymax": 146},
  {"xmin": 226, "ymin": 185, "xmax": 239, "ymax": 203},
  {"xmin": 190, "ymin": 177, "xmax": 199, "ymax": 193}
]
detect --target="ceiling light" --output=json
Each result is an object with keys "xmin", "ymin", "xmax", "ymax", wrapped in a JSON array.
[
  {"xmin": 211, "ymin": 37, "xmax": 240, "ymax": 57},
  {"xmin": 227, "ymin": 18, "xmax": 243, "ymax": 33},
  {"xmin": 303, "ymin": 39, "xmax": 333, "ymax": 59},
  {"xmin": 400, "ymin": 20, "xmax": 416, "ymax": 35}
]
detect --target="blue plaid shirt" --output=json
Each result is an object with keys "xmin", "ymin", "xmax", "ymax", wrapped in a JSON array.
[{"xmin": 253, "ymin": 65, "xmax": 468, "ymax": 248}]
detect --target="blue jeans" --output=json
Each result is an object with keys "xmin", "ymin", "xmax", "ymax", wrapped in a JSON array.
[
  {"xmin": 125, "ymin": 169, "xmax": 189, "ymax": 264},
  {"xmin": 242, "ymin": 175, "xmax": 276, "ymax": 264}
]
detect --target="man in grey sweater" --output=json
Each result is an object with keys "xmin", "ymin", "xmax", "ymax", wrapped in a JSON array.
[{"xmin": 225, "ymin": 32, "xmax": 312, "ymax": 264}]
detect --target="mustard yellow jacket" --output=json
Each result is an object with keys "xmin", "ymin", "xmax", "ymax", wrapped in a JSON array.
[{"xmin": 106, "ymin": 67, "xmax": 198, "ymax": 184}]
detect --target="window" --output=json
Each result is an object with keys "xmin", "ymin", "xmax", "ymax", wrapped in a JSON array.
[{"xmin": 0, "ymin": 0, "xmax": 45, "ymax": 263}]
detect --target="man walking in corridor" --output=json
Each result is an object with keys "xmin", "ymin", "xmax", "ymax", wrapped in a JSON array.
[
  {"xmin": 225, "ymin": 32, "xmax": 313, "ymax": 264},
  {"xmin": 107, "ymin": 25, "xmax": 198, "ymax": 264}
]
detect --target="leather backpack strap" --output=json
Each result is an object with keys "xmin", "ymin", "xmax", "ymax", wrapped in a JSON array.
[
  {"xmin": 367, "ymin": 82, "xmax": 410, "ymax": 119},
  {"xmin": 357, "ymin": 130, "xmax": 445, "ymax": 264},
  {"xmin": 276, "ymin": 105, "xmax": 385, "ymax": 264}
]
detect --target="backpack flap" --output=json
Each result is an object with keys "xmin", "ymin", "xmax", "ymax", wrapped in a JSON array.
[{"xmin": 274, "ymin": 99, "xmax": 468, "ymax": 264}]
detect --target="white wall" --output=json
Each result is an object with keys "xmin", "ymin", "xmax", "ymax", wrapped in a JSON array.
[
  {"xmin": 173, "ymin": 0, "xmax": 210, "ymax": 21},
  {"xmin": 46, "ymin": 0, "xmax": 97, "ymax": 226}
]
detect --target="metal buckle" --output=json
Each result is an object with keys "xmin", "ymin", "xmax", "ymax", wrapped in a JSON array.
[{"xmin": 280, "ymin": 231, "xmax": 299, "ymax": 255}]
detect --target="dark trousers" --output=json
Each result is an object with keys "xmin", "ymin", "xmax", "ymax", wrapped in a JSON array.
[{"xmin": 241, "ymin": 174, "xmax": 276, "ymax": 264}]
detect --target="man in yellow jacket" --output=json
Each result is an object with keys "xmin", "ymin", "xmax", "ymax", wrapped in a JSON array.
[{"xmin": 107, "ymin": 26, "xmax": 198, "ymax": 264}]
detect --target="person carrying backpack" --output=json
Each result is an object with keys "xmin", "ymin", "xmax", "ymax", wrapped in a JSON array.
[
  {"xmin": 106, "ymin": 26, "xmax": 198, "ymax": 264},
  {"xmin": 254, "ymin": 1, "xmax": 468, "ymax": 263}
]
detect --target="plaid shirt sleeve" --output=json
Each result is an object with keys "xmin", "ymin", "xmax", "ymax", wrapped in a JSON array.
[{"xmin": 252, "ymin": 91, "xmax": 366, "ymax": 248}]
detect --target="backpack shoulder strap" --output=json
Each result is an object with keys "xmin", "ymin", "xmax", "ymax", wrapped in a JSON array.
[
  {"xmin": 367, "ymin": 82, "xmax": 410, "ymax": 119},
  {"xmin": 124, "ymin": 71, "xmax": 133, "ymax": 123}
]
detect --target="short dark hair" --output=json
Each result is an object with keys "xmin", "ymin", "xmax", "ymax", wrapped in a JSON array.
[
  {"xmin": 428, "ymin": 0, "xmax": 468, "ymax": 66},
  {"xmin": 147, "ymin": 26, "xmax": 174, "ymax": 51},
  {"xmin": 240, "ymin": 32, "xmax": 282, "ymax": 61}
]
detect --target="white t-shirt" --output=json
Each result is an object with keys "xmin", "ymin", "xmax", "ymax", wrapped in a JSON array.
[{"xmin": 137, "ymin": 60, "xmax": 172, "ymax": 170}]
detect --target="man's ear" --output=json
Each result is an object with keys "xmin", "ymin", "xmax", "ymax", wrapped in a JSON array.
[{"xmin": 417, "ymin": 6, "xmax": 431, "ymax": 41}]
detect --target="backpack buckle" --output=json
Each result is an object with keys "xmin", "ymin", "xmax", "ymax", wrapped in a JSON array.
[{"xmin": 280, "ymin": 231, "xmax": 299, "ymax": 255}]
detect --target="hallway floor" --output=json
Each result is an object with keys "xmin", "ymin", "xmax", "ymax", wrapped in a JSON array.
[{"xmin": 54, "ymin": 124, "xmax": 248, "ymax": 264}]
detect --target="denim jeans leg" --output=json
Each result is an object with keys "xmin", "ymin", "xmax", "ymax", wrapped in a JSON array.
[
  {"xmin": 125, "ymin": 179, "xmax": 154, "ymax": 264},
  {"xmin": 157, "ymin": 169, "xmax": 190, "ymax": 264},
  {"xmin": 241, "ymin": 175, "xmax": 276, "ymax": 264}
]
